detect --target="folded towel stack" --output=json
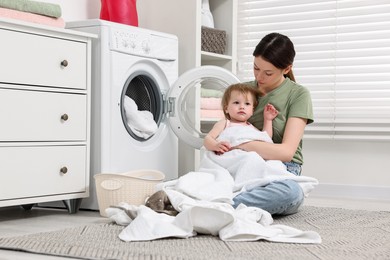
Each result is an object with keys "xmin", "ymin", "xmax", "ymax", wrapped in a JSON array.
[
  {"xmin": 0, "ymin": 0, "xmax": 65, "ymax": 28},
  {"xmin": 200, "ymin": 87, "xmax": 224, "ymax": 120}
]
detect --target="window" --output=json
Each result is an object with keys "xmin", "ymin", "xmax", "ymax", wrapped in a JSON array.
[{"xmin": 237, "ymin": 0, "xmax": 390, "ymax": 140}]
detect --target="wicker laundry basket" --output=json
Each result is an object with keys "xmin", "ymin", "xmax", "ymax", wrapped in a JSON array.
[
  {"xmin": 94, "ymin": 170, "xmax": 165, "ymax": 217},
  {"xmin": 201, "ymin": 26, "xmax": 227, "ymax": 54}
]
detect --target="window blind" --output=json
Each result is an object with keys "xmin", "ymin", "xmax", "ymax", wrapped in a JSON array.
[{"xmin": 237, "ymin": 0, "xmax": 390, "ymax": 140}]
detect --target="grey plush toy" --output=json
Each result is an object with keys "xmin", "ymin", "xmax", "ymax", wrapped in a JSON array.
[{"xmin": 145, "ymin": 190, "xmax": 178, "ymax": 216}]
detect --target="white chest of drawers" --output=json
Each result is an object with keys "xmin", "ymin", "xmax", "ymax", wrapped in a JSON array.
[{"xmin": 0, "ymin": 18, "xmax": 95, "ymax": 213}]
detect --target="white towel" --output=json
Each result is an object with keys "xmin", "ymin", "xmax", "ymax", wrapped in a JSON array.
[
  {"xmin": 169, "ymin": 125, "xmax": 318, "ymax": 197},
  {"xmin": 218, "ymin": 124, "xmax": 273, "ymax": 145},
  {"xmin": 123, "ymin": 96, "xmax": 158, "ymax": 139},
  {"xmin": 109, "ymin": 192, "xmax": 321, "ymax": 244}
]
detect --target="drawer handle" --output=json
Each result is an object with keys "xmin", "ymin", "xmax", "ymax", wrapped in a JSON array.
[
  {"xmin": 61, "ymin": 114, "xmax": 69, "ymax": 121},
  {"xmin": 60, "ymin": 167, "xmax": 68, "ymax": 174},
  {"xmin": 61, "ymin": 60, "xmax": 68, "ymax": 67}
]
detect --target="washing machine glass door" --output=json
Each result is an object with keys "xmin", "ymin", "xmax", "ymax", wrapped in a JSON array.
[{"xmin": 167, "ymin": 66, "xmax": 240, "ymax": 149}]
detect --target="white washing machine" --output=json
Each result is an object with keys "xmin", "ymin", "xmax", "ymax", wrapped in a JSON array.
[{"xmin": 66, "ymin": 19, "xmax": 239, "ymax": 210}]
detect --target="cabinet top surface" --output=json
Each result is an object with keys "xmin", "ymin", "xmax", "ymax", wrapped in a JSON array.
[{"xmin": 0, "ymin": 17, "xmax": 97, "ymax": 39}]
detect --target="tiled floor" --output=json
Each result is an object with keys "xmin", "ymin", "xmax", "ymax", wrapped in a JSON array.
[
  {"xmin": 0, "ymin": 196, "xmax": 389, "ymax": 260},
  {"xmin": 0, "ymin": 206, "xmax": 105, "ymax": 260}
]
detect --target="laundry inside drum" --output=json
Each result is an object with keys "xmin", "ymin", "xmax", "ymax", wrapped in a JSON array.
[{"xmin": 121, "ymin": 75, "xmax": 163, "ymax": 141}]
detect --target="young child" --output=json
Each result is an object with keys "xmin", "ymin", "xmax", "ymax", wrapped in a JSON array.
[{"xmin": 204, "ymin": 83, "xmax": 278, "ymax": 155}]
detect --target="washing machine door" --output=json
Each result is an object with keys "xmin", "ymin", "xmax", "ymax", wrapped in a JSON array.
[{"xmin": 167, "ymin": 66, "xmax": 240, "ymax": 149}]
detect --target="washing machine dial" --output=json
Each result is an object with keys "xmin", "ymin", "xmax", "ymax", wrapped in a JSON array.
[
  {"xmin": 130, "ymin": 40, "xmax": 136, "ymax": 49},
  {"xmin": 122, "ymin": 39, "xmax": 136, "ymax": 50},
  {"xmin": 142, "ymin": 39, "xmax": 151, "ymax": 54},
  {"xmin": 121, "ymin": 39, "xmax": 129, "ymax": 49}
]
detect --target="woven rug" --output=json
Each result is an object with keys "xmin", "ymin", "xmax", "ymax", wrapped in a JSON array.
[{"xmin": 0, "ymin": 206, "xmax": 389, "ymax": 260}]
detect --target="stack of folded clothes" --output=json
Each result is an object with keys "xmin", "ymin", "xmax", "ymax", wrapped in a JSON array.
[
  {"xmin": 200, "ymin": 87, "xmax": 224, "ymax": 119},
  {"xmin": 0, "ymin": 0, "xmax": 64, "ymax": 28}
]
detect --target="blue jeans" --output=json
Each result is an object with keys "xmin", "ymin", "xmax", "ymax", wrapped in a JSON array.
[
  {"xmin": 284, "ymin": 161, "xmax": 302, "ymax": 176},
  {"xmin": 232, "ymin": 162, "xmax": 304, "ymax": 215}
]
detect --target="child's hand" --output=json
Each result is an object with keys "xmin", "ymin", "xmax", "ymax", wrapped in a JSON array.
[
  {"xmin": 214, "ymin": 141, "xmax": 231, "ymax": 155},
  {"xmin": 264, "ymin": 103, "xmax": 279, "ymax": 120}
]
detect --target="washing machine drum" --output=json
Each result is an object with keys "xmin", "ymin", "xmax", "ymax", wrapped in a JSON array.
[
  {"xmin": 120, "ymin": 65, "xmax": 240, "ymax": 148},
  {"xmin": 120, "ymin": 74, "xmax": 163, "ymax": 142}
]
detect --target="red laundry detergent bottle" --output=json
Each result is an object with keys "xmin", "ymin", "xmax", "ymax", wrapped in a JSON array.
[{"xmin": 100, "ymin": 0, "xmax": 138, "ymax": 27}]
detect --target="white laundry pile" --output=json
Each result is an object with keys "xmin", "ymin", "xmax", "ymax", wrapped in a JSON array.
[
  {"xmin": 107, "ymin": 124, "xmax": 321, "ymax": 244},
  {"xmin": 107, "ymin": 192, "xmax": 321, "ymax": 243},
  {"xmin": 123, "ymin": 96, "xmax": 157, "ymax": 139}
]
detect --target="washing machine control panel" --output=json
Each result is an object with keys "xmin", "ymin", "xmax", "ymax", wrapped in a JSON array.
[
  {"xmin": 111, "ymin": 29, "xmax": 151, "ymax": 55},
  {"xmin": 110, "ymin": 28, "xmax": 178, "ymax": 62}
]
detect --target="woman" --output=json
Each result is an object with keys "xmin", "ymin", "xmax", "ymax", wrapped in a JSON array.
[{"xmin": 232, "ymin": 32, "xmax": 314, "ymax": 215}]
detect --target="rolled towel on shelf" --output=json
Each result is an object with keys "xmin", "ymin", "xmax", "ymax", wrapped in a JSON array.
[{"xmin": 123, "ymin": 96, "xmax": 158, "ymax": 139}]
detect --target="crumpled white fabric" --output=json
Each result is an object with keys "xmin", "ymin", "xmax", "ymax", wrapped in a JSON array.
[
  {"xmin": 158, "ymin": 148, "xmax": 318, "ymax": 204},
  {"xmin": 201, "ymin": 0, "xmax": 214, "ymax": 28},
  {"xmin": 161, "ymin": 169, "xmax": 235, "ymax": 204},
  {"xmin": 107, "ymin": 190, "xmax": 321, "ymax": 244},
  {"xmin": 105, "ymin": 203, "xmax": 138, "ymax": 226},
  {"xmin": 123, "ymin": 96, "xmax": 157, "ymax": 139},
  {"xmin": 200, "ymin": 125, "xmax": 319, "ymax": 196},
  {"xmin": 219, "ymin": 124, "xmax": 273, "ymax": 146}
]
